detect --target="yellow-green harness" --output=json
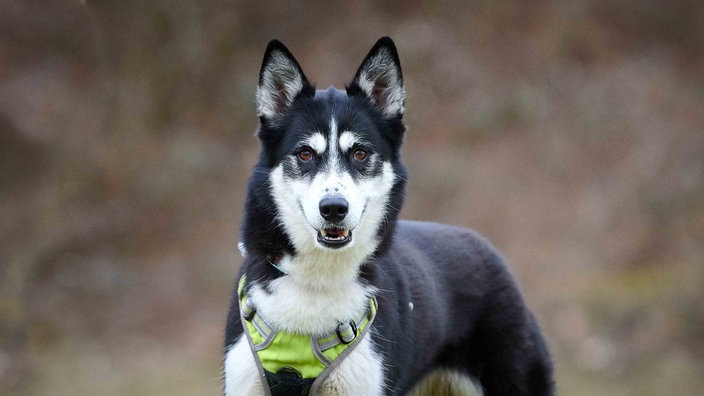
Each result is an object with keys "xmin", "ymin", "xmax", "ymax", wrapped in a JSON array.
[{"xmin": 238, "ymin": 276, "xmax": 378, "ymax": 396}]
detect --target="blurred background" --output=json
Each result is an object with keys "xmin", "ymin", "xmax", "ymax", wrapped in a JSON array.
[{"xmin": 1, "ymin": 1, "xmax": 703, "ymax": 395}]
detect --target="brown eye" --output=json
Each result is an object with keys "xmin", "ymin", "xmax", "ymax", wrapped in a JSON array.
[
  {"xmin": 298, "ymin": 150, "xmax": 313, "ymax": 161},
  {"xmin": 353, "ymin": 149, "xmax": 367, "ymax": 161}
]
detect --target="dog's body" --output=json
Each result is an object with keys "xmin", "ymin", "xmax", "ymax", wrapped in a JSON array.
[{"xmin": 224, "ymin": 37, "xmax": 554, "ymax": 395}]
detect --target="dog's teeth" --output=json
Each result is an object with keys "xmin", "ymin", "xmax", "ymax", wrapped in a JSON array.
[
  {"xmin": 320, "ymin": 229, "xmax": 327, "ymax": 237},
  {"xmin": 342, "ymin": 229, "xmax": 349, "ymax": 237}
]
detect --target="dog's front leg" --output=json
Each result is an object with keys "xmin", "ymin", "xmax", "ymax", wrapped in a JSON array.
[
  {"xmin": 224, "ymin": 336, "xmax": 266, "ymax": 396},
  {"xmin": 315, "ymin": 336, "xmax": 385, "ymax": 396}
]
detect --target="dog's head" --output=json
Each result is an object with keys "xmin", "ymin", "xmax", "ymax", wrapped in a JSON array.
[{"xmin": 243, "ymin": 37, "xmax": 407, "ymax": 260}]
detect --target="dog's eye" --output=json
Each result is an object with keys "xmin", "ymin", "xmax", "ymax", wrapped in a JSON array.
[
  {"xmin": 298, "ymin": 150, "xmax": 313, "ymax": 162},
  {"xmin": 353, "ymin": 149, "xmax": 368, "ymax": 161}
]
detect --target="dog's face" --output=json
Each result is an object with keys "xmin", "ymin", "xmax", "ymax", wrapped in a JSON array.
[{"xmin": 252, "ymin": 38, "xmax": 407, "ymax": 257}]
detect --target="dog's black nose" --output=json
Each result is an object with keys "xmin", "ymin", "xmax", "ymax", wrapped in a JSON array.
[{"xmin": 319, "ymin": 196, "xmax": 349, "ymax": 222}]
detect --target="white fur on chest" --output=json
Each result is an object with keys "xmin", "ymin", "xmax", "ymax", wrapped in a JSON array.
[{"xmin": 249, "ymin": 267, "xmax": 373, "ymax": 335}]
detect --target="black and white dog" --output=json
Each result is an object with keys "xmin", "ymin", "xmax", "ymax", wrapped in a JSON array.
[{"xmin": 224, "ymin": 37, "xmax": 554, "ymax": 395}]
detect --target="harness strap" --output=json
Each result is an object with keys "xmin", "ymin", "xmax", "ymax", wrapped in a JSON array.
[{"xmin": 237, "ymin": 275, "xmax": 378, "ymax": 395}]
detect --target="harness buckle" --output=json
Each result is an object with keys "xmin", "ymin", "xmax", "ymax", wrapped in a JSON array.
[{"xmin": 336, "ymin": 320, "xmax": 358, "ymax": 345}]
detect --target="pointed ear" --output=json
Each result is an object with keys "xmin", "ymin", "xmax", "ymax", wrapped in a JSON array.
[
  {"xmin": 256, "ymin": 40, "xmax": 313, "ymax": 121},
  {"xmin": 348, "ymin": 37, "xmax": 405, "ymax": 117}
]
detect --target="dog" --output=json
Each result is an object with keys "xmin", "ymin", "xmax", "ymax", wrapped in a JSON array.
[{"xmin": 223, "ymin": 37, "xmax": 554, "ymax": 396}]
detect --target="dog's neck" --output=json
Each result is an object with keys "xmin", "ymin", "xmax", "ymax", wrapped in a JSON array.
[
  {"xmin": 276, "ymin": 245, "xmax": 370, "ymax": 287},
  {"xmin": 248, "ymin": 250, "xmax": 375, "ymax": 335}
]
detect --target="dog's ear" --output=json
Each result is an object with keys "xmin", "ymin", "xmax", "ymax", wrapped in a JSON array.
[
  {"xmin": 257, "ymin": 40, "xmax": 314, "ymax": 121},
  {"xmin": 348, "ymin": 37, "xmax": 405, "ymax": 118}
]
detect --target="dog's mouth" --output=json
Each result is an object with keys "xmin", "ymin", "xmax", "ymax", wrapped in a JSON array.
[{"xmin": 317, "ymin": 227, "xmax": 352, "ymax": 248}]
